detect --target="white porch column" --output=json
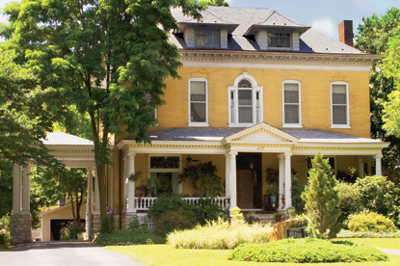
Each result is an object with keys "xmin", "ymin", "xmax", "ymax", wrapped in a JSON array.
[
  {"xmin": 229, "ymin": 151, "xmax": 238, "ymax": 210},
  {"xmin": 358, "ymin": 158, "xmax": 364, "ymax": 178},
  {"xmin": 21, "ymin": 165, "xmax": 30, "ymax": 214},
  {"xmin": 225, "ymin": 153, "xmax": 230, "ymax": 198},
  {"xmin": 375, "ymin": 154, "xmax": 383, "ymax": 177},
  {"xmin": 284, "ymin": 152, "xmax": 292, "ymax": 209},
  {"xmin": 127, "ymin": 152, "xmax": 136, "ymax": 213},
  {"xmin": 94, "ymin": 167, "xmax": 100, "ymax": 214},
  {"xmin": 12, "ymin": 164, "xmax": 21, "ymax": 214},
  {"xmin": 278, "ymin": 154, "xmax": 285, "ymax": 210},
  {"xmin": 86, "ymin": 167, "xmax": 93, "ymax": 240}
]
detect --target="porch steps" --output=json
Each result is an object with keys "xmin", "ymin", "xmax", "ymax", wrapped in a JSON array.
[{"xmin": 256, "ymin": 214, "xmax": 276, "ymax": 225}]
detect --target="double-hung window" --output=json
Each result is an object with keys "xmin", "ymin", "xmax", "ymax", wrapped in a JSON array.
[
  {"xmin": 189, "ymin": 78, "xmax": 208, "ymax": 126},
  {"xmin": 283, "ymin": 81, "xmax": 302, "ymax": 127},
  {"xmin": 229, "ymin": 73, "xmax": 263, "ymax": 127},
  {"xmin": 331, "ymin": 82, "xmax": 350, "ymax": 128}
]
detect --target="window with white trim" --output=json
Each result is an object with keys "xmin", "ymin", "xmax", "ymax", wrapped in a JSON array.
[
  {"xmin": 149, "ymin": 156, "xmax": 181, "ymax": 196},
  {"xmin": 283, "ymin": 81, "xmax": 302, "ymax": 127},
  {"xmin": 268, "ymin": 32, "xmax": 291, "ymax": 48},
  {"xmin": 189, "ymin": 78, "xmax": 208, "ymax": 126},
  {"xmin": 195, "ymin": 29, "xmax": 220, "ymax": 47},
  {"xmin": 331, "ymin": 82, "xmax": 349, "ymax": 127},
  {"xmin": 229, "ymin": 73, "xmax": 263, "ymax": 127}
]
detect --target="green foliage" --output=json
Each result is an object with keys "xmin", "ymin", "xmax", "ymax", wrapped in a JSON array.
[
  {"xmin": 167, "ymin": 215, "xmax": 272, "ymax": 249},
  {"xmin": 100, "ymin": 213, "xmax": 115, "ymax": 235},
  {"xmin": 180, "ymin": 161, "xmax": 223, "ymax": 197},
  {"xmin": 265, "ymin": 168, "xmax": 278, "ymax": 184},
  {"xmin": 148, "ymin": 195, "xmax": 190, "ymax": 222},
  {"xmin": 200, "ymin": 0, "xmax": 229, "ymax": 6},
  {"xmin": 301, "ymin": 152, "xmax": 342, "ymax": 238},
  {"xmin": 192, "ymin": 198, "xmax": 226, "ymax": 226},
  {"xmin": 0, "ymin": 160, "xmax": 12, "ymax": 218},
  {"xmin": 348, "ymin": 212, "xmax": 397, "ymax": 233},
  {"xmin": 3, "ymin": 0, "xmax": 205, "ymax": 219},
  {"xmin": 291, "ymin": 169, "xmax": 305, "ymax": 214},
  {"xmin": 336, "ymin": 181, "xmax": 362, "ymax": 226},
  {"xmin": 229, "ymin": 238, "xmax": 388, "ymax": 263},
  {"xmin": 355, "ymin": 7, "xmax": 400, "ymax": 185},
  {"xmin": 155, "ymin": 208, "xmax": 196, "ymax": 235},
  {"xmin": 337, "ymin": 229, "xmax": 400, "ymax": 238},
  {"xmin": 60, "ymin": 221, "xmax": 85, "ymax": 241},
  {"xmin": 95, "ymin": 216, "xmax": 165, "ymax": 246},
  {"xmin": 354, "ymin": 175, "xmax": 400, "ymax": 226}
]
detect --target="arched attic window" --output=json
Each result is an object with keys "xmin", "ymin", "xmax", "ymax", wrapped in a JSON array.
[{"xmin": 229, "ymin": 73, "xmax": 263, "ymax": 127}]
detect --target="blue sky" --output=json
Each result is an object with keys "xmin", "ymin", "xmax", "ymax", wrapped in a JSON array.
[{"xmin": 0, "ymin": 0, "xmax": 397, "ymax": 40}]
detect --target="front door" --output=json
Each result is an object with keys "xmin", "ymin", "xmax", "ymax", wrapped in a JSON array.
[{"xmin": 237, "ymin": 170, "xmax": 253, "ymax": 209}]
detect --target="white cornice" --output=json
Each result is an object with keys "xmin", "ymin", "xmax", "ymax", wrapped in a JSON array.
[{"xmin": 180, "ymin": 50, "xmax": 380, "ymax": 72}]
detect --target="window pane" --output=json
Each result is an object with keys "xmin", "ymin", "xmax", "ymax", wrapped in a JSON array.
[
  {"xmin": 238, "ymin": 79, "xmax": 252, "ymax": 88},
  {"xmin": 195, "ymin": 30, "xmax": 219, "ymax": 46},
  {"xmin": 332, "ymin": 85, "xmax": 346, "ymax": 104},
  {"xmin": 143, "ymin": 93, "xmax": 156, "ymax": 119},
  {"xmin": 157, "ymin": 173, "xmax": 173, "ymax": 196},
  {"xmin": 333, "ymin": 105, "xmax": 347, "ymax": 124},
  {"xmin": 191, "ymin": 102, "xmax": 206, "ymax": 122},
  {"xmin": 150, "ymin": 157, "xmax": 179, "ymax": 169},
  {"xmin": 285, "ymin": 105, "xmax": 299, "ymax": 124},
  {"xmin": 269, "ymin": 33, "xmax": 291, "ymax": 48},
  {"xmin": 239, "ymin": 107, "xmax": 252, "ymax": 123},
  {"xmin": 238, "ymin": 90, "xmax": 252, "ymax": 105},
  {"xmin": 284, "ymin": 84, "xmax": 299, "ymax": 103},
  {"xmin": 190, "ymin": 81, "xmax": 206, "ymax": 101},
  {"xmin": 256, "ymin": 106, "xmax": 260, "ymax": 123},
  {"xmin": 231, "ymin": 106, "xmax": 235, "ymax": 123}
]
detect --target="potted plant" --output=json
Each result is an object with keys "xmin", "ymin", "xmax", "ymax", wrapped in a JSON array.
[
  {"xmin": 266, "ymin": 186, "xmax": 279, "ymax": 209},
  {"xmin": 129, "ymin": 171, "xmax": 149, "ymax": 197},
  {"xmin": 274, "ymin": 212, "xmax": 285, "ymax": 222}
]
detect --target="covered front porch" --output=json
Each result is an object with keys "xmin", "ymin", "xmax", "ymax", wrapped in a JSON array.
[{"xmin": 117, "ymin": 123, "xmax": 389, "ymax": 222}]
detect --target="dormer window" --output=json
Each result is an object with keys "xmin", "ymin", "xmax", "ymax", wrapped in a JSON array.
[
  {"xmin": 195, "ymin": 29, "xmax": 220, "ymax": 47},
  {"xmin": 268, "ymin": 33, "xmax": 291, "ymax": 48}
]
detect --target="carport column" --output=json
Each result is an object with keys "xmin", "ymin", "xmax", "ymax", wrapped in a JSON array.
[
  {"xmin": 229, "ymin": 151, "xmax": 238, "ymax": 211},
  {"xmin": 375, "ymin": 154, "xmax": 383, "ymax": 177},
  {"xmin": 278, "ymin": 154, "xmax": 285, "ymax": 210},
  {"xmin": 284, "ymin": 152, "xmax": 292, "ymax": 209},
  {"xmin": 10, "ymin": 165, "xmax": 32, "ymax": 244},
  {"xmin": 126, "ymin": 152, "xmax": 137, "ymax": 227},
  {"xmin": 225, "ymin": 153, "xmax": 230, "ymax": 198},
  {"xmin": 358, "ymin": 158, "xmax": 364, "ymax": 178},
  {"xmin": 86, "ymin": 167, "xmax": 93, "ymax": 240}
]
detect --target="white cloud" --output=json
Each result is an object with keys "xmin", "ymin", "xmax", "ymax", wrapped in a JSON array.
[{"xmin": 311, "ymin": 18, "xmax": 337, "ymax": 40}]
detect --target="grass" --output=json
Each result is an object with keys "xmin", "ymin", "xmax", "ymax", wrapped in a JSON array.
[
  {"xmin": 107, "ymin": 243, "xmax": 400, "ymax": 266},
  {"xmin": 341, "ymin": 238, "xmax": 400, "ymax": 250}
]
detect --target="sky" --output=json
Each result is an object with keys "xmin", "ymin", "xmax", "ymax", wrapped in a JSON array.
[{"xmin": 0, "ymin": 0, "xmax": 398, "ymax": 40}]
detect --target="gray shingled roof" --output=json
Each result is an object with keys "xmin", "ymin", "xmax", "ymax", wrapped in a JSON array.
[
  {"xmin": 170, "ymin": 6, "xmax": 363, "ymax": 54},
  {"xmin": 146, "ymin": 128, "xmax": 381, "ymax": 144}
]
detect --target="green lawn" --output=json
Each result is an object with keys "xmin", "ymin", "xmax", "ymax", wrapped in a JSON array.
[
  {"xmin": 0, "ymin": 246, "xmax": 7, "ymax": 252},
  {"xmin": 340, "ymin": 238, "xmax": 400, "ymax": 250},
  {"xmin": 107, "ymin": 242, "xmax": 400, "ymax": 266}
]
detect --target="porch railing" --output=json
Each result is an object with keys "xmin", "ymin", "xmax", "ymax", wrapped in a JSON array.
[{"xmin": 134, "ymin": 197, "xmax": 230, "ymax": 211}]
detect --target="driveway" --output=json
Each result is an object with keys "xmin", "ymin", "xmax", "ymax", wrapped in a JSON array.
[{"xmin": 0, "ymin": 241, "xmax": 145, "ymax": 266}]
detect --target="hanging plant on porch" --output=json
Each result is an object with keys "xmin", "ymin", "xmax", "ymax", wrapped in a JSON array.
[
  {"xmin": 128, "ymin": 171, "xmax": 150, "ymax": 197},
  {"xmin": 265, "ymin": 168, "xmax": 278, "ymax": 185},
  {"xmin": 179, "ymin": 161, "xmax": 223, "ymax": 197}
]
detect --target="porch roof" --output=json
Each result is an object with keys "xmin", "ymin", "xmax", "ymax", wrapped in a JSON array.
[{"xmin": 146, "ymin": 127, "xmax": 383, "ymax": 144}]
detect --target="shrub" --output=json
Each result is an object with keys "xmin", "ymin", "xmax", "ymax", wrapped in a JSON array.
[
  {"xmin": 301, "ymin": 152, "xmax": 342, "ymax": 238},
  {"xmin": 191, "ymin": 198, "xmax": 226, "ymax": 226},
  {"xmin": 337, "ymin": 229, "xmax": 400, "ymax": 238},
  {"xmin": 167, "ymin": 208, "xmax": 272, "ymax": 249},
  {"xmin": 354, "ymin": 176, "xmax": 400, "ymax": 227},
  {"xmin": 60, "ymin": 220, "xmax": 85, "ymax": 240},
  {"xmin": 148, "ymin": 195, "xmax": 190, "ymax": 222},
  {"xmin": 154, "ymin": 208, "xmax": 196, "ymax": 235},
  {"xmin": 229, "ymin": 238, "xmax": 388, "ymax": 263},
  {"xmin": 95, "ymin": 216, "xmax": 165, "ymax": 246},
  {"xmin": 336, "ymin": 181, "xmax": 362, "ymax": 226},
  {"xmin": 348, "ymin": 212, "xmax": 397, "ymax": 233},
  {"xmin": 100, "ymin": 209, "xmax": 117, "ymax": 234},
  {"xmin": 291, "ymin": 169, "xmax": 305, "ymax": 214}
]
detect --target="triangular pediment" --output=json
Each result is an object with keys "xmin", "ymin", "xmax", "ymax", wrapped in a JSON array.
[{"xmin": 223, "ymin": 122, "xmax": 299, "ymax": 144}]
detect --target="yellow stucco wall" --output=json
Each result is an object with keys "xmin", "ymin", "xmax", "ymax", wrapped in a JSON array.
[
  {"xmin": 148, "ymin": 67, "xmax": 369, "ymax": 138},
  {"xmin": 40, "ymin": 203, "xmax": 86, "ymax": 241}
]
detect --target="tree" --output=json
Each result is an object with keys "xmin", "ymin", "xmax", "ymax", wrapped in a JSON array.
[
  {"xmin": 301, "ymin": 152, "xmax": 342, "ymax": 238},
  {"xmin": 355, "ymin": 8, "xmax": 400, "ymax": 184},
  {"xmin": 200, "ymin": 0, "xmax": 229, "ymax": 6},
  {"xmin": 3, "ymin": 0, "xmax": 204, "ymax": 220}
]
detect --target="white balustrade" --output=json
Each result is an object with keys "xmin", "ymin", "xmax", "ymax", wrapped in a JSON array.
[{"xmin": 134, "ymin": 197, "xmax": 230, "ymax": 210}]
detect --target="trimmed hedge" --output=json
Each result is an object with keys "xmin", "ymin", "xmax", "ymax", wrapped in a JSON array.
[
  {"xmin": 229, "ymin": 238, "xmax": 388, "ymax": 263},
  {"xmin": 338, "ymin": 229, "xmax": 400, "ymax": 238},
  {"xmin": 348, "ymin": 212, "xmax": 397, "ymax": 233}
]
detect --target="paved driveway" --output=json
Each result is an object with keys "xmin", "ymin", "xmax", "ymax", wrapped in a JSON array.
[{"xmin": 0, "ymin": 241, "xmax": 144, "ymax": 266}]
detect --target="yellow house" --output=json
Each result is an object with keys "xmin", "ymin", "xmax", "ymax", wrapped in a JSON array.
[{"xmin": 9, "ymin": 7, "xmax": 390, "ymax": 242}]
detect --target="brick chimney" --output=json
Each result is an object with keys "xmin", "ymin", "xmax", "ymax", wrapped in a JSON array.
[{"xmin": 339, "ymin": 20, "xmax": 353, "ymax": 47}]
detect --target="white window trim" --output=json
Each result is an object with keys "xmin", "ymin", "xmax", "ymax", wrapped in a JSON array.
[
  {"xmin": 148, "ymin": 154, "xmax": 182, "ymax": 194},
  {"xmin": 194, "ymin": 29, "xmax": 220, "ymax": 48},
  {"xmin": 188, "ymin": 78, "xmax": 209, "ymax": 127},
  {"xmin": 268, "ymin": 32, "xmax": 292, "ymax": 50},
  {"xmin": 228, "ymin": 72, "xmax": 263, "ymax": 127},
  {"xmin": 282, "ymin": 80, "xmax": 302, "ymax": 128},
  {"xmin": 330, "ymin": 81, "xmax": 351, "ymax": 128}
]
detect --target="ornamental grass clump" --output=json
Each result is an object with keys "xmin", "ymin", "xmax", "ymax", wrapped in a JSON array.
[
  {"xmin": 167, "ymin": 207, "xmax": 272, "ymax": 249},
  {"xmin": 229, "ymin": 238, "xmax": 389, "ymax": 263}
]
